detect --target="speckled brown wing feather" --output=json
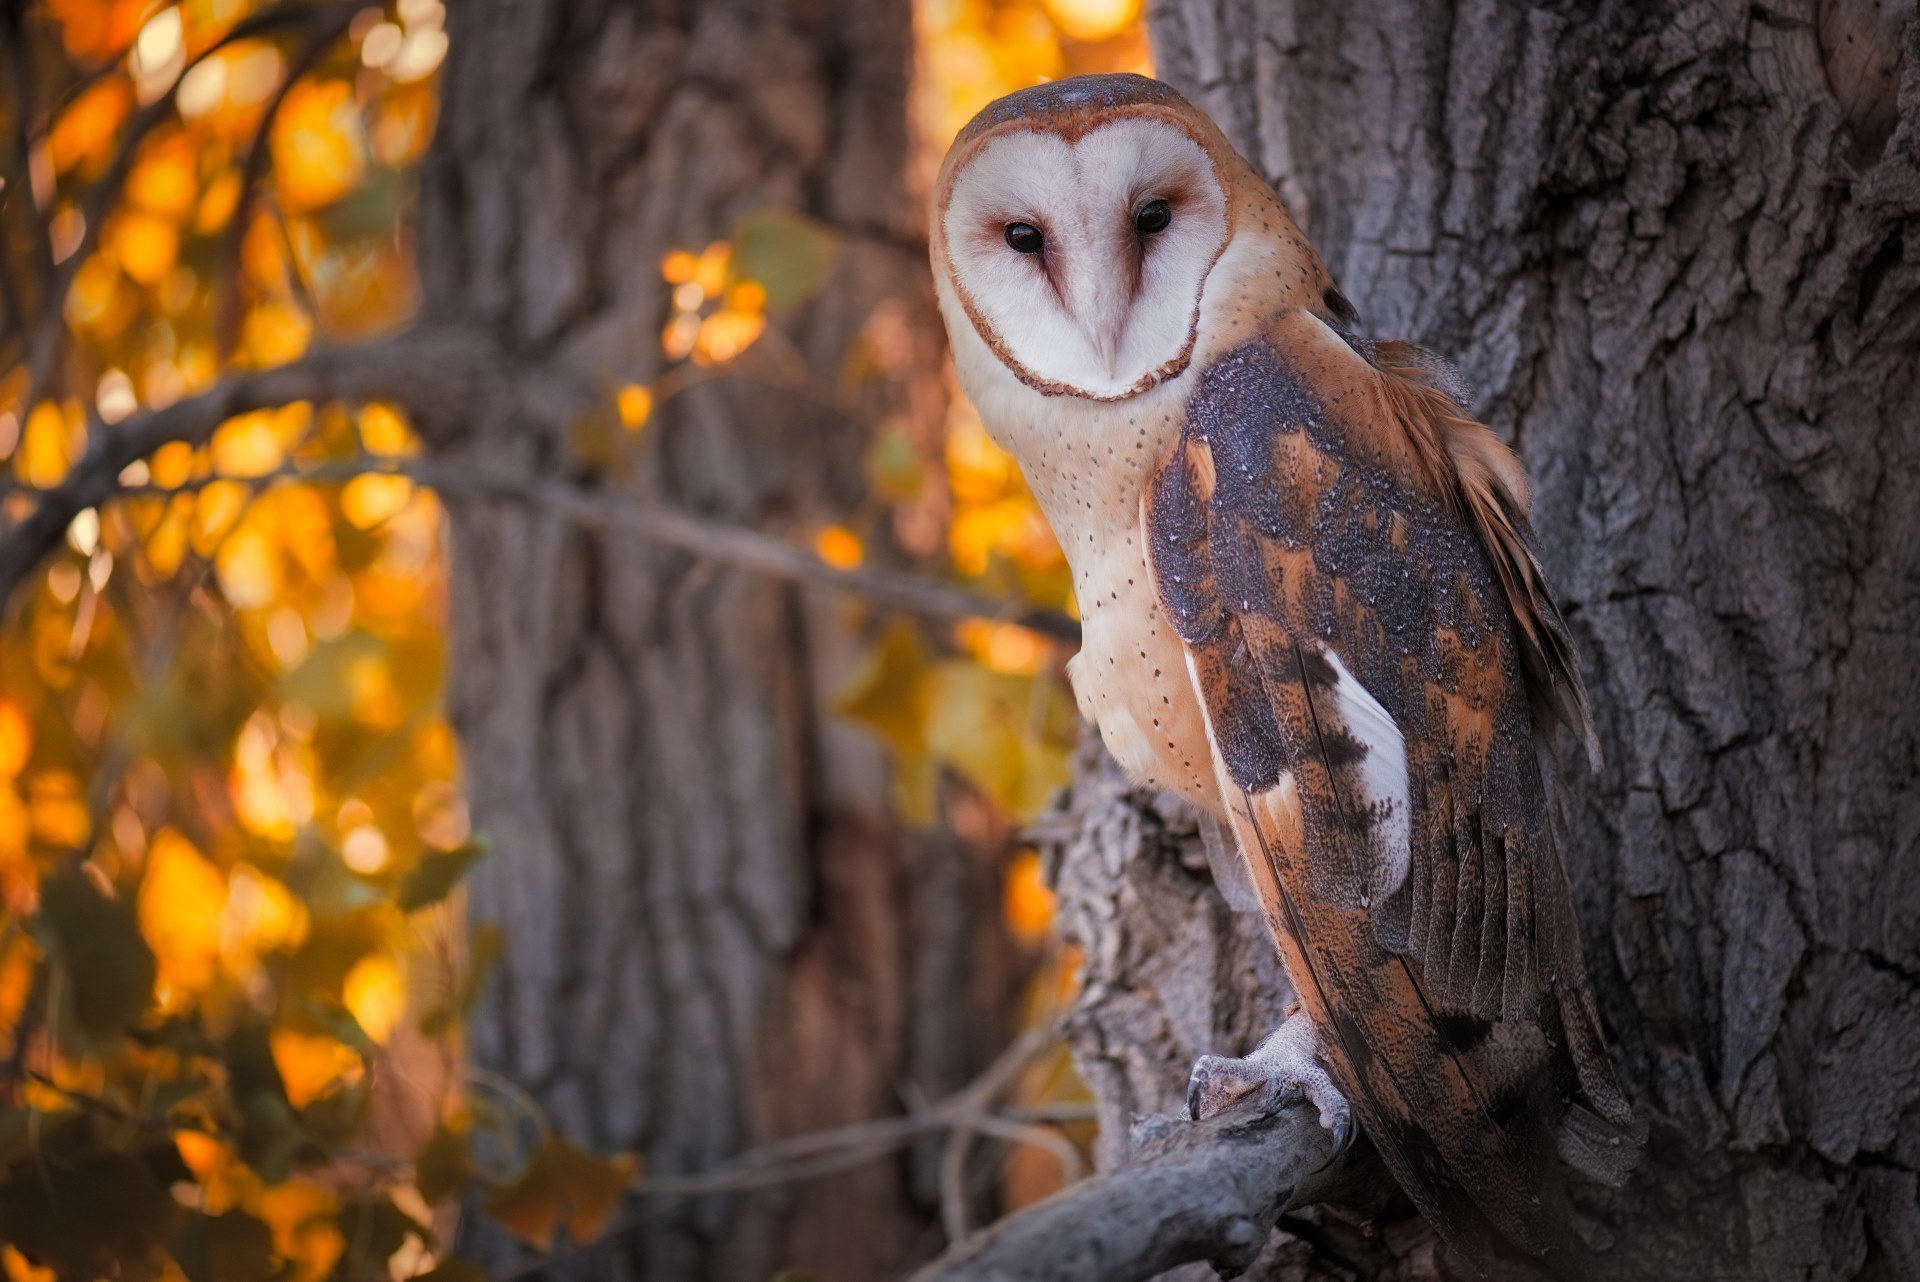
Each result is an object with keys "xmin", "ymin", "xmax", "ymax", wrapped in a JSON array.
[{"xmin": 1147, "ymin": 310, "xmax": 1635, "ymax": 1258}]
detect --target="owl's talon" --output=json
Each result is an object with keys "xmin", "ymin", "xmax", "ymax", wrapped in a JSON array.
[{"xmin": 1186, "ymin": 1012, "xmax": 1352, "ymax": 1159}]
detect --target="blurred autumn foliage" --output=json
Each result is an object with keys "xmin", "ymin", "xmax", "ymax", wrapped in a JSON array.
[{"xmin": 0, "ymin": 0, "xmax": 1146, "ymax": 1277}]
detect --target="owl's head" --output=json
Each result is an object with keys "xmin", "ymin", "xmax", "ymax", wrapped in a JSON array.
[{"xmin": 932, "ymin": 75, "xmax": 1240, "ymax": 402}]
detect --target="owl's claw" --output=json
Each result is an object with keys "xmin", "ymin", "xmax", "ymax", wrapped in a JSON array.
[{"xmin": 1186, "ymin": 1011, "xmax": 1353, "ymax": 1160}]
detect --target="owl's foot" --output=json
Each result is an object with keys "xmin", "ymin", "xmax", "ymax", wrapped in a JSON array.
[{"xmin": 1186, "ymin": 1007, "xmax": 1353, "ymax": 1152}]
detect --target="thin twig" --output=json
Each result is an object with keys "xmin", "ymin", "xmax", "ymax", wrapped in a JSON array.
[
  {"xmin": 634, "ymin": 1022, "xmax": 1060, "ymax": 1197},
  {"xmin": 490, "ymin": 1025, "xmax": 1071, "ymax": 1282},
  {"xmin": 417, "ymin": 462, "xmax": 1081, "ymax": 641},
  {"xmin": 911, "ymin": 1098, "xmax": 1346, "ymax": 1282}
]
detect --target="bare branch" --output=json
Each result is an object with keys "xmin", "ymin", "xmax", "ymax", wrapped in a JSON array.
[
  {"xmin": 411, "ymin": 461, "xmax": 1082, "ymax": 642},
  {"xmin": 911, "ymin": 1100, "xmax": 1340, "ymax": 1282},
  {"xmin": 4, "ymin": 435, "xmax": 1080, "ymax": 639}
]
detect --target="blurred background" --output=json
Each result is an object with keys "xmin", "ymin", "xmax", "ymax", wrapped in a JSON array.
[
  {"xmin": 3, "ymin": 3, "xmax": 1917, "ymax": 1282},
  {"xmin": 0, "ymin": 1, "xmax": 1152, "ymax": 1279}
]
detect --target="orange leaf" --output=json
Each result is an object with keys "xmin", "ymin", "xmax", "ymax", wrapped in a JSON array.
[
  {"xmin": 270, "ymin": 80, "xmax": 367, "ymax": 212},
  {"xmin": 484, "ymin": 1137, "xmax": 637, "ymax": 1249}
]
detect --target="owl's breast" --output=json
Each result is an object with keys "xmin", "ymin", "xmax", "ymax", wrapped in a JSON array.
[{"xmin": 1066, "ymin": 536, "xmax": 1219, "ymax": 813}]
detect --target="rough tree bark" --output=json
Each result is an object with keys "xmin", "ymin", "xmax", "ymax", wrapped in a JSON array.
[
  {"xmin": 418, "ymin": 4, "xmax": 1010, "ymax": 1280},
  {"xmin": 1045, "ymin": 3, "xmax": 1920, "ymax": 1279}
]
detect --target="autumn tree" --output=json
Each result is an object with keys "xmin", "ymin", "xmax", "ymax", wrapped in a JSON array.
[{"xmin": 0, "ymin": 0, "xmax": 1166, "ymax": 1279}]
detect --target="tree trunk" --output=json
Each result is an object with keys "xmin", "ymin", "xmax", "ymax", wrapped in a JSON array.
[
  {"xmin": 1051, "ymin": 3, "xmax": 1920, "ymax": 1278},
  {"xmin": 418, "ymin": 4, "xmax": 1008, "ymax": 1278}
]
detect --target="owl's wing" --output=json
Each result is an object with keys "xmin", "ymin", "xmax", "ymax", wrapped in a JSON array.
[{"xmin": 1145, "ymin": 309, "xmax": 1635, "ymax": 1256}]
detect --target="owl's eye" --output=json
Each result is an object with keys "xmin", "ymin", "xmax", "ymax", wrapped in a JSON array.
[
  {"xmin": 1134, "ymin": 199, "xmax": 1172, "ymax": 236},
  {"xmin": 1004, "ymin": 222, "xmax": 1044, "ymax": 254}
]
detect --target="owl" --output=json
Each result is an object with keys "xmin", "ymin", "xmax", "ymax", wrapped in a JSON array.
[{"xmin": 931, "ymin": 74, "xmax": 1637, "ymax": 1263}]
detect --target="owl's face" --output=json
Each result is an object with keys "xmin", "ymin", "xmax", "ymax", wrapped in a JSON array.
[{"xmin": 936, "ymin": 102, "xmax": 1231, "ymax": 401}]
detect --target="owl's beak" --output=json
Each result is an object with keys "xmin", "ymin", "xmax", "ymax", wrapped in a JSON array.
[
  {"xmin": 1068, "ymin": 237, "xmax": 1135, "ymax": 381},
  {"xmin": 1075, "ymin": 283, "xmax": 1129, "ymax": 380},
  {"xmin": 1088, "ymin": 323, "xmax": 1121, "ymax": 379}
]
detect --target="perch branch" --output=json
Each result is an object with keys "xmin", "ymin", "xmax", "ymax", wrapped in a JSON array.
[{"xmin": 911, "ymin": 1098, "xmax": 1339, "ymax": 1282}]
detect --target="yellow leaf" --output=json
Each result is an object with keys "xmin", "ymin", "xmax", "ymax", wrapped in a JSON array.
[
  {"xmin": 212, "ymin": 406, "xmax": 297, "ymax": 478},
  {"xmin": 358, "ymin": 402, "xmax": 417, "ymax": 456},
  {"xmin": 143, "ymin": 495, "xmax": 191, "ymax": 577},
  {"xmin": 125, "ymin": 139, "xmax": 198, "ymax": 219},
  {"xmin": 341, "ymin": 473, "xmax": 414, "ymax": 529},
  {"xmin": 107, "ymin": 209, "xmax": 179, "ymax": 285},
  {"xmin": 691, "ymin": 308, "xmax": 765, "ymax": 366},
  {"xmin": 957, "ymin": 619, "xmax": 1049, "ymax": 676},
  {"xmin": 371, "ymin": 82, "xmax": 439, "ymax": 167},
  {"xmin": 343, "ymin": 952, "xmax": 406, "ymax": 1043},
  {"xmin": 485, "ymin": 1137, "xmax": 637, "ymax": 1249},
  {"xmin": 270, "ymin": 1030, "xmax": 360, "ymax": 1109},
  {"xmin": 270, "ymin": 79, "xmax": 367, "ymax": 211},
  {"xmin": 4, "ymin": 1245, "xmax": 55, "ymax": 1282},
  {"xmin": 241, "ymin": 301, "xmax": 314, "ymax": 368},
  {"xmin": 924, "ymin": 664, "xmax": 1073, "ymax": 820},
  {"xmin": 20, "ymin": 402, "xmax": 80, "ymax": 488},
  {"xmin": 219, "ymin": 862, "xmax": 310, "ymax": 970},
  {"xmin": 64, "ymin": 252, "xmax": 124, "ymax": 332},
  {"xmin": 693, "ymin": 241, "xmax": 730, "ymax": 297},
  {"xmin": 615, "ymin": 384, "xmax": 653, "ymax": 430},
  {"xmin": 216, "ymin": 527, "xmax": 280, "ymax": 609},
  {"xmin": 0, "ymin": 786, "xmax": 29, "ymax": 869},
  {"xmin": 813, "ymin": 525, "xmax": 863, "ymax": 570},
  {"xmin": 946, "ymin": 411, "xmax": 1017, "ymax": 503},
  {"xmin": 660, "ymin": 249, "xmax": 698, "ymax": 284},
  {"xmin": 951, "ymin": 497, "xmax": 1055, "ymax": 577},
  {"xmin": 46, "ymin": 77, "xmax": 132, "ymax": 176},
  {"xmin": 0, "ymin": 928, "xmax": 39, "ymax": 1047},
  {"xmin": 724, "ymin": 279, "xmax": 767, "ymax": 313},
  {"xmin": 195, "ymin": 170, "xmax": 244, "ymax": 235},
  {"xmin": 26, "ymin": 770, "xmax": 89, "ymax": 848},
  {"xmin": 255, "ymin": 1180, "xmax": 343, "ymax": 1278},
  {"xmin": 1043, "ymin": 0, "xmax": 1143, "ymax": 42},
  {"xmin": 138, "ymin": 828, "xmax": 227, "ymax": 1001},
  {"xmin": 661, "ymin": 312, "xmax": 699, "ymax": 360},
  {"xmin": 832, "ymin": 620, "xmax": 930, "ymax": 758},
  {"xmin": 0, "ymin": 702, "xmax": 30, "ymax": 779},
  {"xmin": 1003, "ymin": 848, "xmax": 1055, "ymax": 942},
  {"xmin": 150, "ymin": 440, "xmax": 195, "ymax": 487}
]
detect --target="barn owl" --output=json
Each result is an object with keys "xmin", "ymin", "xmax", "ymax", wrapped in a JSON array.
[{"xmin": 931, "ymin": 74, "xmax": 1637, "ymax": 1262}]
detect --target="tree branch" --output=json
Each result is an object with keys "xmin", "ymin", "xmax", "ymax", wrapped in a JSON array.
[
  {"xmin": 911, "ymin": 1099, "xmax": 1339, "ymax": 1282},
  {"xmin": 3, "ymin": 412, "xmax": 1081, "ymax": 640},
  {"xmin": 0, "ymin": 326, "xmax": 518, "ymax": 614},
  {"xmin": 411, "ymin": 461, "xmax": 1082, "ymax": 641}
]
